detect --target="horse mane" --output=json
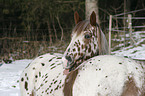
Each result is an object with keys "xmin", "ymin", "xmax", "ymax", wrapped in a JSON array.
[{"xmin": 99, "ymin": 29, "xmax": 109, "ymax": 55}]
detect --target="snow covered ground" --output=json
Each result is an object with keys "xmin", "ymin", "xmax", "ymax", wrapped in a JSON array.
[
  {"xmin": 112, "ymin": 44, "xmax": 145, "ymax": 59},
  {"xmin": 112, "ymin": 31, "xmax": 145, "ymax": 60},
  {"xmin": 0, "ymin": 59, "xmax": 32, "ymax": 96}
]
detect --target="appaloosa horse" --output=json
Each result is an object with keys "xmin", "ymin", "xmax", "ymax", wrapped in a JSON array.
[{"xmin": 19, "ymin": 12, "xmax": 145, "ymax": 96}]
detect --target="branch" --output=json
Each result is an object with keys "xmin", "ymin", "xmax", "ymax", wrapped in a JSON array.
[{"xmin": 56, "ymin": 15, "xmax": 63, "ymax": 41}]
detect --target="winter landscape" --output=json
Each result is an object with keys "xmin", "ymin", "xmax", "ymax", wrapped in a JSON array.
[
  {"xmin": 0, "ymin": 32, "xmax": 145, "ymax": 96},
  {"xmin": 1, "ymin": 0, "xmax": 145, "ymax": 96}
]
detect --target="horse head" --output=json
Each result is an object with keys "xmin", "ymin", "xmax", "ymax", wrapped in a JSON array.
[{"xmin": 62, "ymin": 11, "xmax": 108, "ymax": 75}]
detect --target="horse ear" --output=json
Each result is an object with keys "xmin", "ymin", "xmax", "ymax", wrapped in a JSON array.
[
  {"xmin": 90, "ymin": 11, "xmax": 96, "ymax": 26},
  {"xmin": 74, "ymin": 11, "xmax": 82, "ymax": 24}
]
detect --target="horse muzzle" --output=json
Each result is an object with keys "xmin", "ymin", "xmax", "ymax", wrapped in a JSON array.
[{"xmin": 62, "ymin": 55, "xmax": 74, "ymax": 75}]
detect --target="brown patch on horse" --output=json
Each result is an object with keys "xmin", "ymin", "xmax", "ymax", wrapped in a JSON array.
[
  {"xmin": 121, "ymin": 77, "xmax": 140, "ymax": 96},
  {"xmin": 63, "ymin": 69, "xmax": 79, "ymax": 96}
]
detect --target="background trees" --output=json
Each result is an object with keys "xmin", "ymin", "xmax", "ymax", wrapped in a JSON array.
[
  {"xmin": 1, "ymin": 0, "xmax": 145, "ymax": 40},
  {"xmin": 0, "ymin": 0, "xmax": 145, "ymax": 59},
  {"xmin": 85, "ymin": 0, "xmax": 99, "ymax": 24}
]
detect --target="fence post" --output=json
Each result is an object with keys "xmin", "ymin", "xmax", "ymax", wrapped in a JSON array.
[
  {"xmin": 109, "ymin": 15, "xmax": 112, "ymax": 55},
  {"xmin": 128, "ymin": 14, "xmax": 136, "ymax": 45}
]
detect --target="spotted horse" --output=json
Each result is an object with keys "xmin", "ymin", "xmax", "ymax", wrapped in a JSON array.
[{"xmin": 20, "ymin": 11, "xmax": 145, "ymax": 96}]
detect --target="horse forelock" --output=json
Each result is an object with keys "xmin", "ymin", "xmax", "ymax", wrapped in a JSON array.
[{"xmin": 72, "ymin": 20, "xmax": 94, "ymax": 37}]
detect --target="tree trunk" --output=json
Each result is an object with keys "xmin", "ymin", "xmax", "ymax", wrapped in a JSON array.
[
  {"xmin": 126, "ymin": 0, "xmax": 131, "ymax": 12},
  {"xmin": 85, "ymin": 0, "xmax": 100, "ymax": 25},
  {"xmin": 52, "ymin": 17, "xmax": 58, "ymax": 41},
  {"xmin": 50, "ymin": 13, "xmax": 58, "ymax": 41},
  {"xmin": 56, "ymin": 15, "xmax": 63, "ymax": 41},
  {"xmin": 47, "ymin": 20, "xmax": 53, "ymax": 45}
]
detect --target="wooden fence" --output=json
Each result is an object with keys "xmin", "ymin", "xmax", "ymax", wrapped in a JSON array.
[{"xmin": 108, "ymin": 12, "xmax": 145, "ymax": 54}]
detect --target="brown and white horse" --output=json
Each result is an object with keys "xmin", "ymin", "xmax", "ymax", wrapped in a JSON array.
[{"xmin": 19, "ymin": 12, "xmax": 145, "ymax": 96}]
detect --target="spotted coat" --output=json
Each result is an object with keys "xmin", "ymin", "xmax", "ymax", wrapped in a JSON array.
[{"xmin": 20, "ymin": 54, "xmax": 145, "ymax": 96}]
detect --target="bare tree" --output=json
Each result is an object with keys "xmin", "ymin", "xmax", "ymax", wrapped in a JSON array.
[
  {"xmin": 47, "ymin": 20, "xmax": 53, "ymax": 45},
  {"xmin": 56, "ymin": 15, "xmax": 63, "ymax": 41},
  {"xmin": 85, "ymin": 0, "xmax": 100, "ymax": 25}
]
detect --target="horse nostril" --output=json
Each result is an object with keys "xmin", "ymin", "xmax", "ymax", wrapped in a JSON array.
[{"xmin": 65, "ymin": 55, "xmax": 72, "ymax": 62}]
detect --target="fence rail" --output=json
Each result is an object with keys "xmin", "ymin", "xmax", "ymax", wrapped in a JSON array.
[
  {"xmin": 114, "ymin": 8, "xmax": 145, "ymax": 16},
  {"xmin": 108, "ymin": 11, "xmax": 145, "ymax": 54},
  {"xmin": 111, "ymin": 26, "xmax": 145, "ymax": 29},
  {"xmin": 112, "ymin": 16, "xmax": 145, "ymax": 19}
]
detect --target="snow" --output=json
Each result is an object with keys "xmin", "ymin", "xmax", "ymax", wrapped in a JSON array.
[
  {"xmin": 112, "ymin": 31, "xmax": 145, "ymax": 60},
  {"xmin": 112, "ymin": 44, "xmax": 145, "ymax": 59},
  {"xmin": 0, "ymin": 59, "xmax": 32, "ymax": 96}
]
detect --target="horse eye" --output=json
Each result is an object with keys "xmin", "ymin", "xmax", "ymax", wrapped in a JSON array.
[{"xmin": 85, "ymin": 34, "xmax": 91, "ymax": 39}]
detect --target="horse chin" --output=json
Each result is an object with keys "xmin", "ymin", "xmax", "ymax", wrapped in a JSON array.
[
  {"xmin": 63, "ymin": 64, "xmax": 74, "ymax": 75},
  {"xmin": 63, "ymin": 63, "xmax": 75, "ymax": 75},
  {"xmin": 63, "ymin": 62, "xmax": 81, "ymax": 75},
  {"xmin": 63, "ymin": 69, "xmax": 70, "ymax": 75}
]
